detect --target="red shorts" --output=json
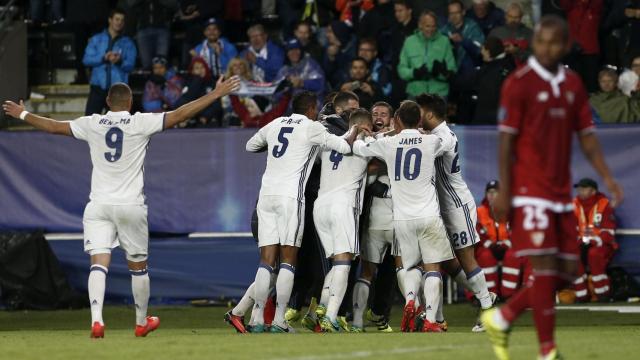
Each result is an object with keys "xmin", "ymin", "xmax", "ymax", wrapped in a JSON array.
[{"xmin": 511, "ymin": 205, "xmax": 579, "ymax": 260}]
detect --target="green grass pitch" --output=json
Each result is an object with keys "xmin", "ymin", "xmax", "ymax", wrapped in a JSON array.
[{"xmin": 0, "ymin": 304, "xmax": 639, "ymax": 360}]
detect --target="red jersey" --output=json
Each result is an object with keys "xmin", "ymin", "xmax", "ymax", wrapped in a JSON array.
[{"xmin": 498, "ymin": 57, "xmax": 594, "ymax": 209}]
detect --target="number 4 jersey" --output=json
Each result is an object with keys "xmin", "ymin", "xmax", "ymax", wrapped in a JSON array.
[
  {"xmin": 70, "ymin": 111, "xmax": 165, "ymax": 205},
  {"xmin": 353, "ymin": 129, "xmax": 452, "ymax": 221}
]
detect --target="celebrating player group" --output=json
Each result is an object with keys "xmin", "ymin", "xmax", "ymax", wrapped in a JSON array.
[{"xmin": 1, "ymin": 14, "xmax": 623, "ymax": 360}]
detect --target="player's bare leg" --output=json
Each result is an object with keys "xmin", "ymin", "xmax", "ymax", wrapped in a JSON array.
[
  {"xmin": 271, "ymin": 245, "xmax": 299, "ymax": 332},
  {"xmin": 352, "ymin": 260, "xmax": 375, "ymax": 330},
  {"xmin": 320, "ymin": 252, "xmax": 352, "ymax": 332},
  {"xmin": 129, "ymin": 258, "xmax": 159, "ymax": 337},
  {"xmin": 420, "ymin": 263, "xmax": 444, "ymax": 332},
  {"xmin": 88, "ymin": 252, "xmax": 111, "ymax": 338},
  {"xmin": 249, "ymin": 244, "xmax": 278, "ymax": 332}
]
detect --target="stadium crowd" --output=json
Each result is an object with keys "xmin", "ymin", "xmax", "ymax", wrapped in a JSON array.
[{"xmin": 23, "ymin": 0, "xmax": 640, "ymax": 127}]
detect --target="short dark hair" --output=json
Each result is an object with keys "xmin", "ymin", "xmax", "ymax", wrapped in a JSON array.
[
  {"xmin": 415, "ymin": 93, "xmax": 447, "ymax": 120},
  {"xmin": 371, "ymin": 101, "xmax": 393, "ymax": 114},
  {"xmin": 349, "ymin": 108, "xmax": 373, "ymax": 126},
  {"xmin": 107, "ymin": 82, "xmax": 132, "ymax": 107},
  {"xmin": 448, "ymin": 0, "xmax": 465, "ymax": 12},
  {"xmin": 109, "ymin": 8, "xmax": 126, "ymax": 19},
  {"xmin": 536, "ymin": 15, "xmax": 569, "ymax": 42},
  {"xmin": 333, "ymin": 91, "xmax": 359, "ymax": 109},
  {"xmin": 323, "ymin": 91, "xmax": 339, "ymax": 105},
  {"xmin": 419, "ymin": 10, "xmax": 438, "ymax": 24},
  {"xmin": 294, "ymin": 20, "xmax": 312, "ymax": 31},
  {"xmin": 394, "ymin": 0, "xmax": 411, "ymax": 9},
  {"xmin": 351, "ymin": 57, "xmax": 369, "ymax": 68},
  {"xmin": 359, "ymin": 37, "xmax": 377, "ymax": 50},
  {"xmin": 483, "ymin": 36, "xmax": 504, "ymax": 59},
  {"xmin": 395, "ymin": 100, "xmax": 421, "ymax": 128},
  {"xmin": 292, "ymin": 91, "xmax": 318, "ymax": 115}
]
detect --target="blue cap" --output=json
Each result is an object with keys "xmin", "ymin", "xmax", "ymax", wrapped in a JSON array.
[
  {"xmin": 285, "ymin": 38, "xmax": 301, "ymax": 50},
  {"xmin": 204, "ymin": 17, "xmax": 218, "ymax": 27}
]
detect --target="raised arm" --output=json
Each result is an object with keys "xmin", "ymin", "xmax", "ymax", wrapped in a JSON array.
[
  {"xmin": 2, "ymin": 100, "xmax": 72, "ymax": 136},
  {"xmin": 578, "ymin": 132, "xmax": 624, "ymax": 207},
  {"xmin": 163, "ymin": 76, "xmax": 240, "ymax": 129},
  {"xmin": 308, "ymin": 123, "xmax": 359, "ymax": 154}
]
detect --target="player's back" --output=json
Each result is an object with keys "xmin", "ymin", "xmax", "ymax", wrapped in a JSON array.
[
  {"xmin": 498, "ymin": 58, "xmax": 594, "ymax": 204},
  {"xmin": 70, "ymin": 110, "xmax": 164, "ymax": 205},
  {"xmin": 315, "ymin": 146, "xmax": 369, "ymax": 213},
  {"xmin": 431, "ymin": 122, "xmax": 474, "ymax": 210}
]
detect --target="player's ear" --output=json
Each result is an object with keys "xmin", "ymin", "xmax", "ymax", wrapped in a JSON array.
[{"xmin": 106, "ymin": 96, "xmax": 112, "ymax": 109}]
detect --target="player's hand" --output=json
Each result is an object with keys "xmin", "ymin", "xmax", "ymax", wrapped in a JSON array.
[
  {"xmin": 493, "ymin": 191, "xmax": 511, "ymax": 222},
  {"xmin": 604, "ymin": 177, "xmax": 623, "ymax": 207},
  {"xmin": 2, "ymin": 100, "xmax": 26, "ymax": 119},
  {"xmin": 212, "ymin": 76, "xmax": 241, "ymax": 97}
]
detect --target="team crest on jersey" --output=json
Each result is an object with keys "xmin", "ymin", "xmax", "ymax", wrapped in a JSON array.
[
  {"xmin": 565, "ymin": 91, "xmax": 575, "ymax": 104},
  {"xmin": 531, "ymin": 231, "xmax": 545, "ymax": 247},
  {"xmin": 594, "ymin": 213, "xmax": 602, "ymax": 226},
  {"xmin": 537, "ymin": 91, "xmax": 549, "ymax": 102}
]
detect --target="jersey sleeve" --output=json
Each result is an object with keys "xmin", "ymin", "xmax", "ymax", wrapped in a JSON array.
[
  {"xmin": 574, "ymin": 82, "xmax": 596, "ymax": 135},
  {"xmin": 246, "ymin": 123, "xmax": 270, "ymax": 152},
  {"xmin": 497, "ymin": 75, "xmax": 524, "ymax": 134},
  {"xmin": 353, "ymin": 138, "xmax": 387, "ymax": 159},
  {"xmin": 307, "ymin": 121, "xmax": 351, "ymax": 154},
  {"xmin": 69, "ymin": 116, "xmax": 93, "ymax": 141},
  {"xmin": 135, "ymin": 112, "xmax": 165, "ymax": 136}
]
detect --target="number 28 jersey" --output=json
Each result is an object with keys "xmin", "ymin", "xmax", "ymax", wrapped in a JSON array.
[
  {"xmin": 246, "ymin": 114, "xmax": 352, "ymax": 202},
  {"xmin": 70, "ymin": 111, "xmax": 165, "ymax": 205},
  {"xmin": 353, "ymin": 129, "xmax": 450, "ymax": 221}
]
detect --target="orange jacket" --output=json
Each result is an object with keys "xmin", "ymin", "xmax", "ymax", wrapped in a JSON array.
[
  {"xmin": 573, "ymin": 193, "xmax": 617, "ymax": 246},
  {"xmin": 336, "ymin": 0, "xmax": 374, "ymax": 23},
  {"xmin": 477, "ymin": 202, "xmax": 511, "ymax": 247}
]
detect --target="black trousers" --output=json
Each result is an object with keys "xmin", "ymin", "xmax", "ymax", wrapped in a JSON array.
[
  {"xmin": 370, "ymin": 253, "xmax": 397, "ymax": 319},
  {"xmin": 85, "ymin": 85, "xmax": 108, "ymax": 115}
]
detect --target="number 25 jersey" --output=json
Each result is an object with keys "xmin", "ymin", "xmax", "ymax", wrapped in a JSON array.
[{"xmin": 70, "ymin": 111, "xmax": 165, "ymax": 205}]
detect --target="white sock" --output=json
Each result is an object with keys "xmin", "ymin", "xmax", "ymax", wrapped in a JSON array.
[
  {"xmin": 273, "ymin": 263, "xmax": 295, "ymax": 327},
  {"xmin": 458, "ymin": 267, "xmax": 492, "ymax": 309},
  {"xmin": 436, "ymin": 277, "xmax": 445, "ymax": 322},
  {"xmin": 251, "ymin": 264, "xmax": 273, "ymax": 325},
  {"xmin": 232, "ymin": 282, "xmax": 255, "ymax": 317},
  {"xmin": 88, "ymin": 265, "xmax": 107, "ymax": 325},
  {"xmin": 130, "ymin": 268, "xmax": 150, "ymax": 326},
  {"xmin": 404, "ymin": 267, "xmax": 422, "ymax": 305},
  {"xmin": 326, "ymin": 262, "xmax": 350, "ymax": 322},
  {"xmin": 320, "ymin": 267, "xmax": 335, "ymax": 308},
  {"xmin": 396, "ymin": 267, "xmax": 406, "ymax": 295},
  {"xmin": 352, "ymin": 278, "xmax": 371, "ymax": 328},
  {"xmin": 423, "ymin": 271, "xmax": 442, "ymax": 323}
]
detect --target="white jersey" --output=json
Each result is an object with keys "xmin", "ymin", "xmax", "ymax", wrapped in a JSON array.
[
  {"xmin": 69, "ymin": 111, "xmax": 164, "ymax": 205},
  {"xmin": 353, "ymin": 129, "xmax": 450, "ymax": 221},
  {"xmin": 246, "ymin": 113, "xmax": 352, "ymax": 202},
  {"xmin": 431, "ymin": 122, "xmax": 475, "ymax": 211},
  {"xmin": 315, "ymin": 141, "xmax": 369, "ymax": 213},
  {"xmin": 368, "ymin": 174, "xmax": 393, "ymax": 230}
]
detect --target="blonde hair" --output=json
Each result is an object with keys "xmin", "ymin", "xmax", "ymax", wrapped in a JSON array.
[{"xmin": 225, "ymin": 57, "xmax": 253, "ymax": 81}]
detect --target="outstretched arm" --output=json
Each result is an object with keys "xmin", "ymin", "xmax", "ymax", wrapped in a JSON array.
[
  {"xmin": 578, "ymin": 132, "xmax": 624, "ymax": 207},
  {"xmin": 163, "ymin": 76, "xmax": 240, "ymax": 129},
  {"xmin": 2, "ymin": 100, "xmax": 72, "ymax": 136}
]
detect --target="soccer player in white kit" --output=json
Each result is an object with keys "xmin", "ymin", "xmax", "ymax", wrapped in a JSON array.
[
  {"xmin": 2, "ymin": 76, "xmax": 240, "ymax": 338},
  {"xmin": 416, "ymin": 94, "xmax": 495, "ymax": 332},
  {"xmin": 353, "ymin": 100, "xmax": 454, "ymax": 333},
  {"xmin": 244, "ymin": 91, "xmax": 359, "ymax": 333},
  {"xmin": 313, "ymin": 109, "xmax": 372, "ymax": 332}
]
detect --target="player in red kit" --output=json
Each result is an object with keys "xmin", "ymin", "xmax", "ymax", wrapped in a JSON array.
[{"xmin": 481, "ymin": 16, "xmax": 624, "ymax": 360}]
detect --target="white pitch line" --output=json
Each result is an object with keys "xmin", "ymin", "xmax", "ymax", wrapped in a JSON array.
[
  {"xmin": 276, "ymin": 344, "xmax": 471, "ymax": 360},
  {"xmin": 558, "ymin": 306, "xmax": 640, "ymax": 313}
]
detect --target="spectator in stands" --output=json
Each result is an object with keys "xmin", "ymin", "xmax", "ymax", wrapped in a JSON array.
[
  {"xmin": 590, "ymin": 69, "xmax": 640, "ymax": 124},
  {"xmin": 190, "ymin": 17, "xmax": 238, "ymax": 81},
  {"xmin": 357, "ymin": 0, "xmax": 395, "ymax": 46},
  {"xmin": 466, "ymin": 0, "xmax": 505, "ymax": 36},
  {"xmin": 275, "ymin": 38, "xmax": 325, "ymax": 104},
  {"xmin": 572, "ymin": 178, "xmax": 618, "ymax": 302},
  {"xmin": 398, "ymin": 11, "xmax": 456, "ymax": 98},
  {"xmin": 82, "ymin": 9, "xmax": 137, "ymax": 115},
  {"xmin": 142, "ymin": 56, "xmax": 183, "ymax": 113},
  {"xmin": 412, "ymin": 0, "xmax": 449, "ymax": 20},
  {"xmin": 631, "ymin": 56, "xmax": 640, "ymax": 77},
  {"xmin": 129, "ymin": 0, "xmax": 177, "ymax": 69},
  {"xmin": 622, "ymin": 2, "xmax": 640, "ymax": 66},
  {"xmin": 473, "ymin": 36, "xmax": 515, "ymax": 124},
  {"xmin": 489, "ymin": 2, "xmax": 532, "ymax": 65},
  {"xmin": 340, "ymin": 57, "xmax": 383, "ymax": 110},
  {"xmin": 323, "ymin": 20, "xmax": 357, "ymax": 89},
  {"xmin": 240, "ymin": 24, "xmax": 285, "ymax": 83},
  {"xmin": 173, "ymin": 57, "xmax": 220, "ymax": 127},
  {"xmin": 560, "ymin": 0, "xmax": 604, "ymax": 93},
  {"xmin": 357, "ymin": 38, "xmax": 392, "ymax": 97},
  {"xmin": 335, "ymin": 0, "xmax": 374, "ymax": 27},
  {"xmin": 293, "ymin": 21, "xmax": 324, "ymax": 64},
  {"xmin": 176, "ymin": 1, "xmax": 225, "ymax": 66},
  {"xmin": 493, "ymin": 0, "xmax": 533, "ymax": 26},
  {"xmin": 389, "ymin": 0, "xmax": 417, "ymax": 69}
]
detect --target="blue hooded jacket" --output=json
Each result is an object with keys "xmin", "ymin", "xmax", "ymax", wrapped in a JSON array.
[{"xmin": 83, "ymin": 30, "xmax": 137, "ymax": 90}]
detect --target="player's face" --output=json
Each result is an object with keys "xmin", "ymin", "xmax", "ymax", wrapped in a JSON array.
[
  {"xmin": 486, "ymin": 188, "xmax": 499, "ymax": 205},
  {"xmin": 205, "ymin": 24, "xmax": 221, "ymax": 42},
  {"xmin": 350, "ymin": 61, "xmax": 368, "ymax": 81},
  {"xmin": 419, "ymin": 107, "xmax": 436, "ymax": 130},
  {"xmin": 577, "ymin": 186, "xmax": 596, "ymax": 200},
  {"xmin": 287, "ymin": 48, "xmax": 302, "ymax": 64},
  {"xmin": 152, "ymin": 63, "xmax": 167, "ymax": 77},
  {"xmin": 294, "ymin": 24, "xmax": 311, "ymax": 44},
  {"xmin": 532, "ymin": 26, "xmax": 569, "ymax": 70},
  {"xmin": 248, "ymin": 30, "xmax": 267, "ymax": 50},
  {"xmin": 505, "ymin": 7, "xmax": 523, "ymax": 27},
  {"xmin": 358, "ymin": 44, "xmax": 377, "ymax": 63},
  {"xmin": 108, "ymin": 13, "xmax": 125, "ymax": 34},
  {"xmin": 448, "ymin": 4, "xmax": 464, "ymax": 27},
  {"xmin": 372, "ymin": 105, "xmax": 391, "ymax": 130},
  {"xmin": 599, "ymin": 74, "xmax": 617, "ymax": 93},
  {"xmin": 419, "ymin": 15, "xmax": 438, "ymax": 39},
  {"xmin": 394, "ymin": 4, "xmax": 412, "ymax": 24}
]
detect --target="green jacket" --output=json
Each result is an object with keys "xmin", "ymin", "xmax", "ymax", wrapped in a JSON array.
[
  {"xmin": 589, "ymin": 90, "xmax": 640, "ymax": 124},
  {"xmin": 397, "ymin": 31, "xmax": 457, "ymax": 97}
]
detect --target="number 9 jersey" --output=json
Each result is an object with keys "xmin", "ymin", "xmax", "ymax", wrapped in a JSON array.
[{"xmin": 70, "ymin": 111, "xmax": 165, "ymax": 205}]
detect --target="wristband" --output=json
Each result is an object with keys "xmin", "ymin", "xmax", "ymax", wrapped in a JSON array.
[{"xmin": 19, "ymin": 110, "xmax": 29, "ymax": 120}]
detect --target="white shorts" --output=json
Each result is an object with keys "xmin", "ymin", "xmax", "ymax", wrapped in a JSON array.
[
  {"xmin": 257, "ymin": 195, "xmax": 305, "ymax": 248},
  {"xmin": 361, "ymin": 229, "xmax": 399, "ymax": 264},
  {"xmin": 313, "ymin": 202, "xmax": 359, "ymax": 258},
  {"xmin": 441, "ymin": 202, "xmax": 480, "ymax": 250},
  {"xmin": 394, "ymin": 216, "xmax": 454, "ymax": 269},
  {"xmin": 83, "ymin": 202, "xmax": 149, "ymax": 261}
]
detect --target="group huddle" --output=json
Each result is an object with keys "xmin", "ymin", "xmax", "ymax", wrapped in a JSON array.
[{"xmin": 224, "ymin": 90, "xmax": 495, "ymax": 334}]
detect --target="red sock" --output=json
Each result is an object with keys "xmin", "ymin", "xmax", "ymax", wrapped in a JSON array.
[
  {"xmin": 530, "ymin": 273, "xmax": 557, "ymax": 356},
  {"xmin": 500, "ymin": 285, "xmax": 530, "ymax": 323}
]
